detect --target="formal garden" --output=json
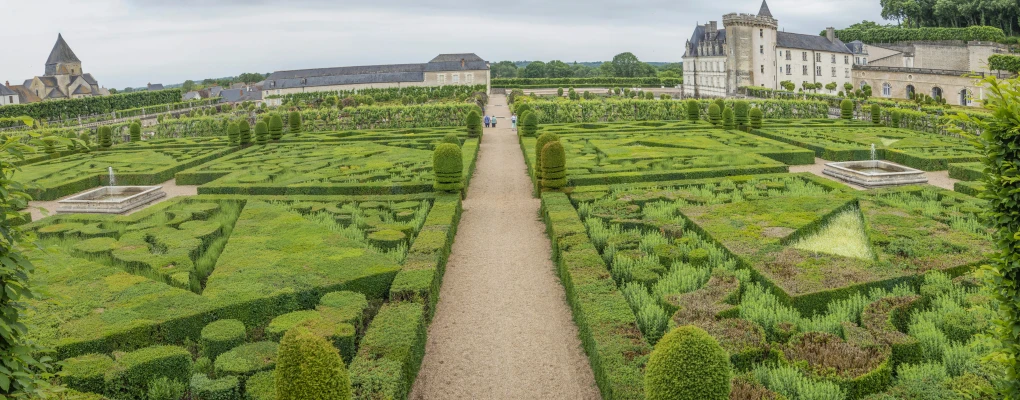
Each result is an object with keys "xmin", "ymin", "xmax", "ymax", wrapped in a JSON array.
[{"xmin": 1, "ymin": 79, "xmax": 1019, "ymax": 400}]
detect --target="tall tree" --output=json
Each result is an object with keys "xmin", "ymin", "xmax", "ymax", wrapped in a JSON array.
[
  {"xmin": 545, "ymin": 60, "xmax": 573, "ymax": 78},
  {"xmin": 491, "ymin": 61, "xmax": 519, "ymax": 78},
  {"xmin": 610, "ymin": 52, "xmax": 644, "ymax": 77},
  {"xmin": 182, "ymin": 80, "xmax": 196, "ymax": 92},
  {"xmin": 522, "ymin": 61, "xmax": 547, "ymax": 78}
]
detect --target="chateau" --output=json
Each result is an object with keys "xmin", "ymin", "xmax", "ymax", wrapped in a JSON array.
[
  {"xmin": 683, "ymin": 1, "xmax": 858, "ymax": 98},
  {"xmin": 13, "ymin": 34, "xmax": 108, "ymax": 103}
]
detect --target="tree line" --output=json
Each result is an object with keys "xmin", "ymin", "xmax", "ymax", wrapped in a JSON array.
[
  {"xmin": 491, "ymin": 52, "xmax": 682, "ymax": 81},
  {"xmin": 879, "ymin": 0, "xmax": 1020, "ymax": 35}
]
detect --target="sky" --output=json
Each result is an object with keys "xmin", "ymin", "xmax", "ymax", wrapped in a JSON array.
[{"xmin": 1, "ymin": 0, "xmax": 884, "ymax": 89}]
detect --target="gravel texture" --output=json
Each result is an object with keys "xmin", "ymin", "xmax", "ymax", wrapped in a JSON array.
[{"xmin": 410, "ymin": 95, "xmax": 600, "ymax": 400}]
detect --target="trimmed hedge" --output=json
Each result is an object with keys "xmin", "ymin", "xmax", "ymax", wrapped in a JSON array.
[
  {"xmin": 0, "ymin": 89, "xmax": 184, "ymax": 120},
  {"xmin": 200, "ymin": 319, "xmax": 246, "ymax": 360},
  {"xmin": 269, "ymin": 115, "xmax": 283, "ymax": 141},
  {"xmin": 466, "ymin": 110, "xmax": 482, "ymax": 137},
  {"xmin": 686, "ymin": 100, "xmax": 700, "ymax": 121},
  {"xmin": 103, "ymin": 345, "xmax": 193, "ymax": 399},
  {"xmin": 433, "ymin": 143, "xmax": 463, "ymax": 192},
  {"xmin": 244, "ymin": 370, "xmax": 275, "ymax": 400},
  {"xmin": 833, "ymin": 25, "xmax": 1006, "ymax": 44},
  {"xmin": 540, "ymin": 140, "xmax": 567, "ymax": 190},
  {"xmin": 60, "ymin": 353, "xmax": 115, "ymax": 394},
  {"xmin": 645, "ymin": 326, "xmax": 731, "ymax": 400},
  {"xmin": 276, "ymin": 327, "xmax": 352, "ymax": 400},
  {"xmin": 542, "ymin": 192, "xmax": 651, "ymax": 399},
  {"xmin": 189, "ymin": 373, "xmax": 240, "ymax": 400},
  {"xmin": 214, "ymin": 341, "xmax": 278, "ymax": 380},
  {"xmin": 493, "ymin": 77, "xmax": 670, "ymax": 88},
  {"xmin": 349, "ymin": 302, "xmax": 427, "ymax": 400}
]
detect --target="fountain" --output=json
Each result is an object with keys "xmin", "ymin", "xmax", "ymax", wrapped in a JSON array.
[
  {"xmin": 822, "ymin": 145, "xmax": 927, "ymax": 188},
  {"xmin": 56, "ymin": 167, "xmax": 166, "ymax": 214}
]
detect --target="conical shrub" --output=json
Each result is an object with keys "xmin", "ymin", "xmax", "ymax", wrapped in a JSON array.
[
  {"xmin": 871, "ymin": 104, "xmax": 882, "ymax": 125},
  {"xmin": 840, "ymin": 99, "xmax": 854, "ymax": 120},
  {"xmin": 255, "ymin": 121, "xmax": 269, "ymax": 145},
  {"xmin": 708, "ymin": 104, "xmax": 721, "ymax": 126},
  {"xmin": 227, "ymin": 122, "xmax": 239, "ymax": 146},
  {"xmin": 433, "ymin": 143, "xmax": 463, "ymax": 192},
  {"xmin": 129, "ymin": 122, "xmax": 141, "ymax": 142},
  {"xmin": 520, "ymin": 112, "xmax": 539, "ymax": 137},
  {"xmin": 722, "ymin": 108, "xmax": 735, "ymax": 130},
  {"xmin": 534, "ymin": 132, "xmax": 560, "ymax": 187},
  {"xmin": 686, "ymin": 100, "xmax": 700, "ymax": 121},
  {"xmin": 645, "ymin": 325, "xmax": 731, "ymax": 400},
  {"xmin": 734, "ymin": 101, "xmax": 749, "ymax": 128},
  {"xmin": 749, "ymin": 108, "xmax": 763, "ymax": 129},
  {"xmin": 288, "ymin": 111, "xmax": 302, "ymax": 133},
  {"xmin": 465, "ymin": 110, "xmax": 482, "ymax": 137},
  {"xmin": 98, "ymin": 126, "xmax": 112, "ymax": 148},
  {"xmin": 269, "ymin": 115, "xmax": 283, "ymax": 141},
  {"xmin": 275, "ymin": 327, "xmax": 352, "ymax": 400},
  {"xmin": 238, "ymin": 120, "xmax": 251, "ymax": 145},
  {"xmin": 541, "ymin": 141, "xmax": 567, "ymax": 190}
]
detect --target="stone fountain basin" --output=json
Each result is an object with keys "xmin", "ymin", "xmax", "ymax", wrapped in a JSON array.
[
  {"xmin": 57, "ymin": 186, "xmax": 167, "ymax": 214},
  {"xmin": 823, "ymin": 160, "xmax": 928, "ymax": 188}
]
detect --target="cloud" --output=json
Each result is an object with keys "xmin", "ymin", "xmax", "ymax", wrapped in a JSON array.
[{"xmin": 0, "ymin": 0, "xmax": 883, "ymax": 89}]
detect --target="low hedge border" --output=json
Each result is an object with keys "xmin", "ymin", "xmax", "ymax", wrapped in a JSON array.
[
  {"xmin": 568, "ymin": 165, "xmax": 789, "ymax": 187},
  {"xmin": 948, "ymin": 162, "xmax": 985, "ymax": 182},
  {"xmin": 542, "ymin": 192, "xmax": 651, "ymax": 400},
  {"xmin": 954, "ymin": 180, "xmax": 983, "ymax": 197}
]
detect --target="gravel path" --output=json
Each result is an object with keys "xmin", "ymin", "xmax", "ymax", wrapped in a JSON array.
[
  {"xmin": 26, "ymin": 178, "xmax": 198, "ymax": 222},
  {"xmin": 410, "ymin": 95, "xmax": 600, "ymax": 400},
  {"xmin": 789, "ymin": 157, "xmax": 958, "ymax": 191}
]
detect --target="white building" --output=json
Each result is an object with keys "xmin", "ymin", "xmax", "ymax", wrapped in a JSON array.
[
  {"xmin": 683, "ymin": 1, "xmax": 855, "ymax": 97},
  {"xmin": 0, "ymin": 84, "xmax": 19, "ymax": 106}
]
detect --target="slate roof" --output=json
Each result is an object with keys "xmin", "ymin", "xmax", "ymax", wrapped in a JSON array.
[
  {"xmin": 846, "ymin": 40, "xmax": 867, "ymax": 55},
  {"xmin": 183, "ymin": 91, "xmax": 201, "ymax": 101},
  {"xmin": 81, "ymin": 73, "xmax": 97, "ymax": 85},
  {"xmin": 429, "ymin": 53, "xmax": 484, "ymax": 63},
  {"xmin": 267, "ymin": 72, "xmax": 425, "ymax": 90},
  {"xmin": 0, "ymin": 84, "xmax": 16, "ymax": 96},
  {"xmin": 209, "ymin": 86, "xmax": 223, "ymax": 97},
  {"xmin": 777, "ymin": 32, "xmax": 852, "ymax": 54},
  {"xmin": 9, "ymin": 86, "xmax": 41, "ymax": 103},
  {"xmin": 147, "ymin": 83, "xmax": 165, "ymax": 91},
  {"xmin": 46, "ymin": 34, "xmax": 80, "ymax": 65},
  {"xmin": 686, "ymin": 24, "xmax": 727, "ymax": 57},
  {"xmin": 46, "ymin": 88, "xmax": 66, "ymax": 99},
  {"xmin": 219, "ymin": 88, "xmax": 263, "ymax": 103},
  {"xmin": 72, "ymin": 85, "xmax": 92, "ymax": 95},
  {"xmin": 425, "ymin": 60, "xmax": 488, "ymax": 71},
  {"xmin": 37, "ymin": 76, "xmax": 58, "ymax": 87},
  {"xmin": 758, "ymin": 0, "xmax": 773, "ymax": 18}
]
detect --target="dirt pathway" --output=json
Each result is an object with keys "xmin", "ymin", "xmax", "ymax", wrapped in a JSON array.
[{"xmin": 410, "ymin": 95, "xmax": 600, "ymax": 400}]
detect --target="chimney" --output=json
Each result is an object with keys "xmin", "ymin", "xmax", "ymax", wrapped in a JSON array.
[
  {"xmin": 710, "ymin": 21, "xmax": 717, "ymax": 34},
  {"xmin": 4, "ymin": 81, "xmax": 8, "ymax": 87},
  {"xmin": 461, "ymin": 59, "xmax": 466, "ymax": 68},
  {"xmin": 826, "ymin": 27, "xmax": 835, "ymax": 43}
]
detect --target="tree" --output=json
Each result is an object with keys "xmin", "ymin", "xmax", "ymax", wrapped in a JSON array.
[
  {"xmin": 541, "ymin": 141, "xmax": 567, "ymax": 190},
  {"xmin": 522, "ymin": 61, "xmax": 547, "ymax": 78},
  {"xmin": 545, "ymin": 60, "xmax": 573, "ymax": 78},
  {"xmin": 182, "ymin": 80, "xmax": 196, "ymax": 92},
  {"xmin": 0, "ymin": 134, "xmax": 63, "ymax": 397},
  {"xmin": 826, "ymin": 82, "xmax": 838, "ymax": 93},
  {"xmin": 844, "ymin": 83, "xmax": 854, "ymax": 93},
  {"xmin": 129, "ymin": 122, "xmax": 141, "ymax": 142},
  {"xmin": 237, "ymin": 72, "xmax": 265, "ymax": 85},
  {"xmin": 255, "ymin": 121, "xmax": 269, "ymax": 145},
  {"xmin": 269, "ymin": 115, "xmax": 283, "ymax": 141},
  {"xmin": 645, "ymin": 326, "xmax": 731, "ymax": 400},
  {"xmin": 288, "ymin": 111, "xmax": 302, "ymax": 133},
  {"xmin": 275, "ymin": 327, "xmax": 352, "ymax": 400},
  {"xmin": 465, "ymin": 110, "xmax": 482, "ymax": 138},
  {"xmin": 610, "ymin": 52, "xmax": 644, "ymax": 77},
  {"xmin": 238, "ymin": 120, "xmax": 252, "ymax": 145},
  {"xmin": 108, "ymin": 88, "xmax": 119, "ymax": 94},
  {"xmin": 780, "ymin": 81, "xmax": 796, "ymax": 92},
  {"xmin": 433, "ymin": 143, "xmax": 463, "ymax": 192},
  {"xmin": 557, "ymin": 88, "xmax": 564, "ymax": 97},
  {"xmin": 570, "ymin": 63, "xmax": 596, "ymax": 78},
  {"xmin": 491, "ymin": 61, "xmax": 519, "ymax": 78}
]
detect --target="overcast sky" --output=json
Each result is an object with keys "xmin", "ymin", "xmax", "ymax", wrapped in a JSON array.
[{"xmin": 1, "ymin": 0, "xmax": 884, "ymax": 89}]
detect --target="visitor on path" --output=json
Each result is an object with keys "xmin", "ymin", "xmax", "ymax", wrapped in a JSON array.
[
  {"xmin": 484, "ymin": 114, "xmax": 491, "ymax": 128},
  {"xmin": 511, "ymin": 114, "xmax": 517, "ymax": 131},
  {"xmin": 491, "ymin": 115, "xmax": 497, "ymax": 128}
]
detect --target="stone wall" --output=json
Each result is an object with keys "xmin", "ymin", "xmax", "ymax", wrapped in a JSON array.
[{"xmin": 853, "ymin": 68, "xmax": 984, "ymax": 106}]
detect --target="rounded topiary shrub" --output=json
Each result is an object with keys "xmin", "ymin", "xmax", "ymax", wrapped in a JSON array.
[
  {"xmin": 722, "ymin": 108, "xmax": 735, "ymax": 130},
  {"xmin": 520, "ymin": 111, "xmax": 539, "ymax": 137},
  {"xmin": 189, "ymin": 373, "xmax": 239, "ymax": 400},
  {"xmin": 534, "ymin": 132, "xmax": 560, "ymax": 186},
  {"xmin": 708, "ymin": 104, "xmax": 721, "ymax": 126},
  {"xmin": 890, "ymin": 110, "xmax": 901, "ymax": 127},
  {"xmin": 441, "ymin": 133, "xmax": 460, "ymax": 147},
  {"xmin": 749, "ymin": 108, "xmax": 764, "ymax": 129},
  {"xmin": 871, "ymin": 104, "xmax": 882, "ymax": 125},
  {"xmin": 129, "ymin": 122, "xmax": 141, "ymax": 142},
  {"xmin": 465, "ymin": 110, "xmax": 482, "ymax": 137},
  {"xmin": 255, "ymin": 121, "xmax": 269, "ymax": 145},
  {"xmin": 61, "ymin": 353, "xmax": 115, "ymax": 394},
  {"xmin": 227, "ymin": 122, "xmax": 239, "ymax": 146},
  {"xmin": 269, "ymin": 115, "xmax": 284, "ymax": 141},
  {"xmin": 541, "ymin": 140, "xmax": 567, "ymax": 190},
  {"xmin": 433, "ymin": 143, "xmax": 463, "ymax": 192},
  {"xmin": 514, "ymin": 103, "xmax": 533, "ymax": 118},
  {"xmin": 734, "ymin": 101, "xmax": 750, "ymax": 127},
  {"xmin": 645, "ymin": 325, "xmax": 731, "ymax": 400},
  {"xmin": 98, "ymin": 126, "xmax": 113, "ymax": 148},
  {"xmin": 840, "ymin": 99, "xmax": 854, "ymax": 120},
  {"xmin": 147, "ymin": 376, "xmax": 186, "ymax": 400},
  {"xmin": 288, "ymin": 111, "xmax": 302, "ymax": 133},
  {"xmin": 275, "ymin": 327, "xmax": 352, "ymax": 400},
  {"xmin": 200, "ymin": 319, "xmax": 246, "ymax": 360},
  {"xmin": 686, "ymin": 100, "xmax": 700, "ymax": 121},
  {"xmin": 238, "ymin": 120, "xmax": 251, "ymax": 145}
]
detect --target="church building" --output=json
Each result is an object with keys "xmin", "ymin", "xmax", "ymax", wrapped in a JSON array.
[{"xmin": 20, "ymin": 34, "xmax": 108, "ymax": 102}]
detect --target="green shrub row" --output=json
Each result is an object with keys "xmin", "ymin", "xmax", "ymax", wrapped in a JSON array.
[
  {"xmin": 0, "ymin": 89, "xmax": 184, "ymax": 121},
  {"xmin": 103, "ymin": 345, "xmax": 193, "ymax": 399},
  {"xmin": 569, "ymin": 165, "xmax": 790, "ymax": 187},
  {"xmin": 948, "ymin": 163, "xmax": 985, "ymax": 182},
  {"xmin": 832, "ymin": 25, "xmax": 1006, "ymax": 43},
  {"xmin": 542, "ymin": 192, "xmax": 651, "ymax": 399},
  {"xmin": 510, "ymin": 98, "xmax": 827, "ymax": 124},
  {"xmin": 493, "ymin": 77, "xmax": 670, "ymax": 88}
]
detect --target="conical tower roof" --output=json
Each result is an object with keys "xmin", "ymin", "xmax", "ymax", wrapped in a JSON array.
[
  {"xmin": 758, "ymin": 0, "xmax": 773, "ymax": 18},
  {"xmin": 46, "ymin": 34, "xmax": 80, "ymax": 65}
]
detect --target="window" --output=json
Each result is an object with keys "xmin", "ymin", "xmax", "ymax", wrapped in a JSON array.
[
  {"xmin": 815, "ymin": 53, "xmax": 822, "ymax": 62},
  {"xmin": 855, "ymin": 57, "xmax": 860, "ymax": 64},
  {"xmin": 802, "ymin": 52, "xmax": 808, "ymax": 61},
  {"xmin": 831, "ymin": 54, "xmax": 836, "ymax": 63},
  {"xmin": 815, "ymin": 66, "xmax": 822, "ymax": 76},
  {"xmin": 760, "ymin": 29, "xmax": 764, "ymax": 38},
  {"xmin": 844, "ymin": 55, "xmax": 849, "ymax": 64},
  {"xmin": 786, "ymin": 65, "xmax": 791, "ymax": 75},
  {"xmin": 785, "ymin": 51, "xmax": 791, "ymax": 61},
  {"xmin": 437, "ymin": 74, "xmax": 446, "ymax": 85},
  {"xmin": 882, "ymin": 83, "xmax": 891, "ymax": 97},
  {"xmin": 803, "ymin": 65, "xmax": 808, "ymax": 75},
  {"xmin": 7, "ymin": 96, "xmax": 11, "ymax": 104},
  {"xmin": 831, "ymin": 67, "xmax": 836, "ymax": 77},
  {"xmin": 845, "ymin": 68, "xmax": 850, "ymax": 78},
  {"xmin": 761, "ymin": 65, "xmax": 765, "ymax": 73},
  {"xmin": 760, "ymin": 45, "xmax": 764, "ymax": 54},
  {"xmin": 452, "ymin": 74, "xmax": 460, "ymax": 83},
  {"xmin": 466, "ymin": 73, "xmax": 474, "ymax": 84}
]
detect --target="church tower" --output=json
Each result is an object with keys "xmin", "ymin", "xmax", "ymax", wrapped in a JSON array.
[
  {"xmin": 44, "ymin": 34, "xmax": 82, "ymax": 76},
  {"xmin": 722, "ymin": 0, "xmax": 778, "ymax": 93}
]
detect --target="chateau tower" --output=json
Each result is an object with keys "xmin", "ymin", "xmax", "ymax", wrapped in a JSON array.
[
  {"xmin": 44, "ymin": 34, "xmax": 82, "ymax": 76},
  {"xmin": 723, "ymin": 0, "xmax": 778, "ymax": 92}
]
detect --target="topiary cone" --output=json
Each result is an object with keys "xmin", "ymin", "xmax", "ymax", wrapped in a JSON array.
[
  {"xmin": 686, "ymin": 100, "xmax": 700, "ymax": 121},
  {"xmin": 238, "ymin": 120, "xmax": 252, "ymax": 145},
  {"xmin": 275, "ymin": 327, "xmax": 352, "ymax": 400},
  {"xmin": 288, "ymin": 111, "xmax": 302, "ymax": 133},
  {"xmin": 871, "ymin": 104, "xmax": 882, "ymax": 125},
  {"xmin": 722, "ymin": 108, "xmax": 735, "ymax": 130},
  {"xmin": 534, "ymin": 132, "xmax": 560, "ymax": 188},
  {"xmin": 465, "ymin": 110, "xmax": 482, "ymax": 137},
  {"xmin": 708, "ymin": 104, "xmax": 721, "ymax": 126},
  {"xmin": 255, "ymin": 121, "xmax": 269, "ymax": 145},
  {"xmin": 433, "ymin": 143, "xmax": 463, "ymax": 192},
  {"xmin": 749, "ymin": 108, "xmax": 763, "ymax": 129},
  {"xmin": 227, "ymin": 122, "xmax": 239, "ymax": 146},
  {"xmin": 541, "ymin": 140, "xmax": 567, "ymax": 190},
  {"xmin": 520, "ymin": 111, "xmax": 539, "ymax": 137},
  {"xmin": 734, "ymin": 101, "xmax": 749, "ymax": 128},
  {"xmin": 269, "ymin": 115, "xmax": 284, "ymax": 141},
  {"xmin": 645, "ymin": 325, "xmax": 731, "ymax": 400},
  {"xmin": 840, "ymin": 99, "xmax": 854, "ymax": 120},
  {"xmin": 129, "ymin": 122, "xmax": 141, "ymax": 142},
  {"xmin": 99, "ymin": 126, "xmax": 113, "ymax": 148}
]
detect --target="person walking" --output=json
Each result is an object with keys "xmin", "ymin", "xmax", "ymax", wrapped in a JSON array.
[
  {"xmin": 491, "ymin": 115, "xmax": 497, "ymax": 128},
  {"xmin": 484, "ymin": 114, "xmax": 491, "ymax": 128},
  {"xmin": 511, "ymin": 114, "xmax": 517, "ymax": 131}
]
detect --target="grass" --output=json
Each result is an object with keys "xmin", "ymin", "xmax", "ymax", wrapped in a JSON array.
[{"xmin": 792, "ymin": 207, "xmax": 875, "ymax": 260}]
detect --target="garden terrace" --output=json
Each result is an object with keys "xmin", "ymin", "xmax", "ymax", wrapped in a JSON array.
[
  {"xmin": 522, "ymin": 122, "xmax": 814, "ymax": 187},
  {"xmin": 28, "ymin": 190, "xmax": 463, "ymax": 399},
  {"xmin": 511, "ymin": 97, "xmax": 830, "ymax": 124},
  {"xmin": 17, "ymin": 146, "xmax": 236, "ymax": 200},
  {"xmin": 542, "ymin": 172, "xmax": 998, "ymax": 398},
  {"xmin": 751, "ymin": 125, "xmax": 980, "ymax": 171}
]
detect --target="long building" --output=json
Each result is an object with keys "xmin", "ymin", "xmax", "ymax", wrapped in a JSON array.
[{"xmin": 263, "ymin": 54, "xmax": 490, "ymax": 106}]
